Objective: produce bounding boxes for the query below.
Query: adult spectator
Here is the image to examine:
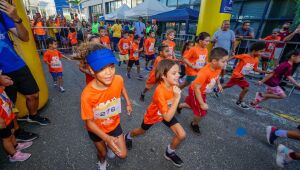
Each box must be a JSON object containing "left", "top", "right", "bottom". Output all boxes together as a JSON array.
[
  {"left": 111, "top": 19, "right": 122, "bottom": 52},
  {"left": 0, "top": 1, "right": 50, "bottom": 141},
  {"left": 212, "top": 20, "right": 236, "bottom": 54},
  {"left": 151, "top": 19, "right": 158, "bottom": 33},
  {"left": 134, "top": 17, "right": 146, "bottom": 48},
  {"left": 235, "top": 20, "right": 255, "bottom": 54},
  {"left": 273, "top": 22, "right": 292, "bottom": 65},
  {"left": 91, "top": 16, "right": 99, "bottom": 34},
  {"left": 33, "top": 13, "right": 47, "bottom": 50}
]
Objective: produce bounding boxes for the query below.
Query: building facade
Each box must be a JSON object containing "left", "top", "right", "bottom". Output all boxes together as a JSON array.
[{"left": 23, "top": 0, "right": 57, "bottom": 18}]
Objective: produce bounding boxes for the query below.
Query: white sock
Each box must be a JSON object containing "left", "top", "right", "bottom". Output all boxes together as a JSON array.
[
  {"left": 126, "top": 132, "right": 133, "bottom": 139},
  {"left": 167, "top": 145, "right": 175, "bottom": 154}
]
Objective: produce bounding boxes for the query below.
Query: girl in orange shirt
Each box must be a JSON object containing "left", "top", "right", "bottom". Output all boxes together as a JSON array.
[
  {"left": 127, "top": 35, "right": 143, "bottom": 80},
  {"left": 162, "top": 29, "right": 176, "bottom": 58},
  {"left": 68, "top": 28, "right": 78, "bottom": 55},
  {"left": 179, "top": 41, "right": 194, "bottom": 83},
  {"left": 144, "top": 30, "right": 156, "bottom": 71},
  {"left": 125, "top": 59, "right": 186, "bottom": 167},
  {"left": 180, "top": 32, "right": 210, "bottom": 89},
  {"left": 80, "top": 43, "right": 132, "bottom": 169}
]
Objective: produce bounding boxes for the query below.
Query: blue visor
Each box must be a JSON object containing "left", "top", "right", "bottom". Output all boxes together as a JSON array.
[{"left": 86, "top": 49, "right": 118, "bottom": 72}]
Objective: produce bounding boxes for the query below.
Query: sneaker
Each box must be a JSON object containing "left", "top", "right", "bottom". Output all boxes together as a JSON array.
[
  {"left": 9, "top": 151, "right": 31, "bottom": 162},
  {"left": 136, "top": 75, "right": 143, "bottom": 80},
  {"left": 255, "top": 92, "right": 263, "bottom": 102},
  {"left": 59, "top": 86, "right": 65, "bottom": 93},
  {"left": 126, "top": 73, "right": 131, "bottom": 79},
  {"left": 276, "top": 144, "right": 293, "bottom": 168},
  {"left": 27, "top": 115, "right": 50, "bottom": 126},
  {"left": 236, "top": 101, "right": 250, "bottom": 109},
  {"left": 125, "top": 133, "right": 132, "bottom": 150},
  {"left": 190, "top": 122, "right": 200, "bottom": 134},
  {"left": 53, "top": 82, "right": 57, "bottom": 86},
  {"left": 140, "top": 93, "right": 145, "bottom": 102},
  {"left": 15, "top": 129, "right": 39, "bottom": 142},
  {"left": 213, "top": 88, "right": 219, "bottom": 98},
  {"left": 266, "top": 126, "right": 278, "bottom": 145},
  {"left": 16, "top": 141, "right": 33, "bottom": 151},
  {"left": 97, "top": 160, "right": 108, "bottom": 170},
  {"left": 164, "top": 149, "right": 183, "bottom": 167},
  {"left": 107, "top": 148, "right": 116, "bottom": 159}
]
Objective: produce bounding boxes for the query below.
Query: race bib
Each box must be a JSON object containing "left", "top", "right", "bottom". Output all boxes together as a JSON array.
[
  {"left": 93, "top": 97, "right": 121, "bottom": 120},
  {"left": 195, "top": 55, "right": 206, "bottom": 69},
  {"left": 123, "top": 43, "right": 129, "bottom": 50},
  {"left": 205, "top": 78, "right": 217, "bottom": 93},
  {"left": 133, "top": 52, "right": 139, "bottom": 58},
  {"left": 241, "top": 63, "right": 254, "bottom": 75},
  {"left": 2, "top": 102, "right": 11, "bottom": 116},
  {"left": 169, "top": 47, "right": 174, "bottom": 55},
  {"left": 149, "top": 43, "right": 154, "bottom": 52},
  {"left": 50, "top": 56, "right": 62, "bottom": 69}
]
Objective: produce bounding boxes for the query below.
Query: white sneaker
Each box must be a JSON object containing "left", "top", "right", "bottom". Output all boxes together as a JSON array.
[
  {"left": 276, "top": 144, "right": 293, "bottom": 168},
  {"left": 107, "top": 148, "right": 116, "bottom": 159},
  {"left": 59, "top": 86, "right": 65, "bottom": 93},
  {"left": 97, "top": 160, "right": 108, "bottom": 170}
]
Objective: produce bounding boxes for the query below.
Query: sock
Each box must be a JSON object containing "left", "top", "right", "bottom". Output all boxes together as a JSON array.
[
  {"left": 126, "top": 132, "right": 133, "bottom": 139},
  {"left": 289, "top": 152, "right": 296, "bottom": 160},
  {"left": 275, "top": 129, "right": 287, "bottom": 138},
  {"left": 167, "top": 145, "right": 175, "bottom": 154}
]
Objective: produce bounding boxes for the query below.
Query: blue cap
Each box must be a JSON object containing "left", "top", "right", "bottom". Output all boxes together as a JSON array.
[{"left": 86, "top": 49, "right": 118, "bottom": 72}]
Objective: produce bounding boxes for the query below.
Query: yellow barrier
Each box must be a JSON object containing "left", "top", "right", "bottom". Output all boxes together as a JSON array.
[{"left": 13, "top": 0, "right": 48, "bottom": 117}]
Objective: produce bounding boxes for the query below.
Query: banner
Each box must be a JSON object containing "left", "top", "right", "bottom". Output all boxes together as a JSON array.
[{"left": 220, "top": 0, "right": 233, "bottom": 14}]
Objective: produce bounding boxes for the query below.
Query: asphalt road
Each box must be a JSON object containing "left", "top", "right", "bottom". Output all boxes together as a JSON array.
[{"left": 0, "top": 56, "right": 299, "bottom": 170}]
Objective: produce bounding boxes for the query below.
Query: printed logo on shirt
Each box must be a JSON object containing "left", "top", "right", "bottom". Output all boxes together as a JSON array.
[
  {"left": 50, "top": 56, "right": 62, "bottom": 68},
  {"left": 93, "top": 97, "right": 121, "bottom": 120},
  {"left": 205, "top": 78, "right": 218, "bottom": 93},
  {"left": 0, "top": 93, "right": 11, "bottom": 116},
  {"left": 241, "top": 63, "right": 254, "bottom": 75},
  {"left": 123, "top": 43, "right": 129, "bottom": 49},
  {"left": 169, "top": 47, "right": 174, "bottom": 55},
  {"left": 133, "top": 51, "right": 139, "bottom": 58},
  {"left": 149, "top": 43, "right": 155, "bottom": 52},
  {"left": 195, "top": 55, "right": 206, "bottom": 69}
]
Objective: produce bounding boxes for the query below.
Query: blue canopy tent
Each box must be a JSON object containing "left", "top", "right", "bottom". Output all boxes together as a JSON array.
[{"left": 150, "top": 7, "right": 199, "bottom": 34}]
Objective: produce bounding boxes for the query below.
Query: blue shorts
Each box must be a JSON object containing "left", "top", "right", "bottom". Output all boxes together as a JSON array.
[
  {"left": 50, "top": 72, "right": 63, "bottom": 81},
  {"left": 145, "top": 54, "right": 155, "bottom": 62},
  {"left": 185, "top": 75, "right": 196, "bottom": 84},
  {"left": 35, "top": 35, "right": 47, "bottom": 41}
]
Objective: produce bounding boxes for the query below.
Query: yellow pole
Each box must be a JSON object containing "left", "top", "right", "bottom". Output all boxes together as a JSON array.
[{"left": 14, "top": 0, "right": 48, "bottom": 117}]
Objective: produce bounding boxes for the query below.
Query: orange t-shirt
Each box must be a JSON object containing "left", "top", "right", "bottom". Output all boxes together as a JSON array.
[
  {"left": 162, "top": 40, "right": 176, "bottom": 56},
  {"left": 68, "top": 32, "right": 78, "bottom": 45},
  {"left": 184, "top": 46, "right": 208, "bottom": 76},
  {"left": 118, "top": 38, "right": 130, "bottom": 55},
  {"left": 43, "top": 49, "right": 63, "bottom": 73},
  {"left": 100, "top": 36, "right": 111, "bottom": 48},
  {"left": 81, "top": 75, "right": 124, "bottom": 133},
  {"left": 263, "top": 36, "right": 281, "bottom": 59},
  {"left": 0, "top": 88, "right": 15, "bottom": 126},
  {"left": 191, "top": 64, "right": 221, "bottom": 94},
  {"left": 144, "top": 37, "right": 156, "bottom": 55},
  {"left": 232, "top": 54, "right": 259, "bottom": 78},
  {"left": 146, "top": 56, "right": 173, "bottom": 85},
  {"left": 34, "top": 21, "right": 46, "bottom": 35},
  {"left": 129, "top": 42, "right": 139, "bottom": 61},
  {"left": 143, "top": 83, "right": 174, "bottom": 124}
]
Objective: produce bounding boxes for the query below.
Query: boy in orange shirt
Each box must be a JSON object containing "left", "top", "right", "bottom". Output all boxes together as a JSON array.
[
  {"left": 140, "top": 45, "right": 172, "bottom": 102},
  {"left": 80, "top": 43, "right": 132, "bottom": 170},
  {"left": 99, "top": 27, "right": 111, "bottom": 49},
  {"left": 68, "top": 28, "right": 78, "bottom": 55},
  {"left": 180, "top": 32, "right": 210, "bottom": 89},
  {"left": 125, "top": 59, "right": 186, "bottom": 167},
  {"left": 144, "top": 30, "right": 156, "bottom": 71},
  {"left": 162, "top": 29, "right": 176, "bottom": 58},
  {"left": 0, "top": 77, "right": 32, "bottom": 162},
  {"left": 215, "top": 41, "right": 268, "bottom": 109},
  {"left": 127, "top": 35, "right": 143, "bottom": 80},
  {"left": 44, "top": 38, "right": 70, "bottom": 92},
  {"left": 118, "top": 31, "right": 131, "bottom": 66},
  {"left": 128, "top": 30, "right": 135, "bottom": 45},
  {"left": 178, "top": 48, "right": 229, "bottom": 134}
]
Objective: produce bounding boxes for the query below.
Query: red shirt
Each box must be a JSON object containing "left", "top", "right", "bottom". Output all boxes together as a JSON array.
[{"left": 262, "top": 35, "right": 281, "bottom": 59}]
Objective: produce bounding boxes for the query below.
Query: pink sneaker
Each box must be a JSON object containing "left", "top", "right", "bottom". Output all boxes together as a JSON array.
[
  {"left": 255, "top": 92, "right": 264, "bottom": 102},
  {"left": 9, "top": 151, "right": 31, "bottom": 162},
  {"left": 16, "top": 141, "right": 33, "bottom": 151}
]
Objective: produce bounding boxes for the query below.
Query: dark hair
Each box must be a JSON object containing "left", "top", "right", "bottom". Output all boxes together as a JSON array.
[
  {"left": 99, "top": 26, "right": 105, "bottom": 30},
  {"left": 88, "top": 35, "right": 99, "bottom": 42},
  {"left": 148, "top": 30, "right": 155, "bottom": 36},
  {"left": 249, "top": 41, "right": 266, "bottom": 52},
  {"left": 70, "top": 27, "right": 76, "bottom": 33},
  {"left": 158, "top": 44, "right": 169, "bottom": 52},
  {"left": 285, "top": 49, "right": 300, "bottom": 60},
  {"left": 46, "top": 38, "right": 56, "bottom": 46},
  {"left": 209, "top": 47, "right": 228, "bottom": 62},
  {"left": 133, "top": 35, "right": 140, "bottom": 40},
  {"left": 123, "top": 30, "right": 129, "bottom": 35},
  {"left": 128, "top": 30, "right": 134, "bottom": 34},
  {"left": 181, "top": 41, "right": 193, "bottom": 55},
  {"left": 242, "top": 20, "right": 251, "bottom": 25},
  {"left": 195, "top": 32, "right": 210, "bottom": 42},
  {"left": 155, "top": 59, "right": 178, "bottom": 83}
]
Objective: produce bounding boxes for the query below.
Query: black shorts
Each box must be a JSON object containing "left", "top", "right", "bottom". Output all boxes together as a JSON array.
[
  {"left": 87, "top": 124, "right": 123, "bottom": 142},
  {"left": 128, "top": 60, "right": 140, "bottom": 67},
  {"left": 145, "top": 54, "right": 155, "bottom": 62},
  {"left": 0, "top": 121, "right": 14, "bottom": 139},
  {"left": 141, "top": 117, "right": 179, "bottom": 131},
  {"left": 261, "top": 57, "right": 271, "bottom": 62},
  {"left": 4, "top": 66, "right": 39, "bottom": 103}
]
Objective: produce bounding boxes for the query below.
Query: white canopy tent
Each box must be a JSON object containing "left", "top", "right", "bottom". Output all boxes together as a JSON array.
[
  {"left": 125, "top": 0, "right": 173, "bottom": 18},
  {"left": 104, "top": 4, "right": 130, "bottom": 20}
]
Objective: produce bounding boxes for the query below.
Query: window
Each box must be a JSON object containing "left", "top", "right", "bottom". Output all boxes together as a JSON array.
[
  {"left": 167, "top": 0, "right": 177, "bottom": 6},
  {"left": 159, "top": 0, "right": 167, "bottom": 6},
  {"left": 240, "top": 1, "right": 267, "bottom": 19},
  {"left": 178, "top": 0, "right": 190, "bottom": 6},
  {"left": 190, "top": 0, "right": 200, "bottom": 5}
]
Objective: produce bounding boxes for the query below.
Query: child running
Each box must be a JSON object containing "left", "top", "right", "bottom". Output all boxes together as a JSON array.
[
  {"left": 125, "top": 59, "right": 186, "bottom": 167},
  {"left": 127, "top": 35, "right": 143, "bottom": 80},
  {"left": 144, "top": 30, "right": 156, "bottom": 71},
  {"left": 43, "top": 38, "right": 70, "bottom": 92},
  {"left": 80, "top": 43, "right": 132, "bottom": 170},
  {"left": 177, "top": 48, "right": 229, "bottom": 134},
  {"left": 140, "top": 45, "right": 172, "bottom": 102},
  {"left": 215, "top": 41, "right": 268, "bottom": 109},
  {"left": 99, "top": 27, "right": 111, "bottom": 49},
  {"left": 0, "top": 77, "right": 32, "bottom": 162},
  {"left": 162, "top": 29, "right": 176, "bottom": 58},
  {"left": 250, "top": 49, "right": 300, "bottom": 108},
  {"left": 180, "top": 32, "right": 210, "bottom": 89},
  {"left": 118, "top": 31, "right": 130, "bottom": 66},
  {"left": 179, "top": 41, "right": 194, "bottom": 83}
]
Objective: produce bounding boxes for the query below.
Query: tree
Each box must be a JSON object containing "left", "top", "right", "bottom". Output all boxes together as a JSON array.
[
  {"left": 291, "top": 0, "right": 300, "bottom": 30},
  {"left": 66, "top": 0, "right": 83, "bottom": 19}
]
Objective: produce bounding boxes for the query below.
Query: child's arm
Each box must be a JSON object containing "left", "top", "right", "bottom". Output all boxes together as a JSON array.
[
  {"left": 162, "top": 86, "right": 181, "bottom": 122},
  {"left": 254, "top": 68, "right": 271, "bottom": 74},
  {"left": 79, "top": 62, "right": 92, "bottom": 75},
  {"left": 217, "top": 78, "right": 223, "bottom": 92},
  {"left": 183, "top": 58, "right": 195, "bottom": 68},
  {"left": 0, "top": 117, "right": 6, "bottom": 129},
  {"left": 121, "top": 86, "right": 132, "bottom": 115},
  {"left": 287, "top": 76, "right": 300, "bottom": 88},
  {"left": 62, "top": 54, "right": 72, "bottom": 61},
  {"left": 194, "top": 84, "right": 208, "bottom": 110},
  {"left": 258, "top": 73, "right": 274, "bottom": 85}
]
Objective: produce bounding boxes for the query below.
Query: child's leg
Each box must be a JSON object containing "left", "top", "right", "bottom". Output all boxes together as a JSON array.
[
  {"left": 57, "top": 76, "right": 63, "bottom": 88},
  {"left": 111, "top": 134, "right": 127, "bottom": 159},
  {"left": 178, "top": 102, "right": 191, "bottom": 109},
  {"left": 137, "top": 64, "right": 141, "bottom": 75},
  {"left": 192, "top": 115, "right": 203, "bottom": 125},
  {"left": 94, "top": 141, "right": 107, "bottom": 162},
  {"left": 238, "top": 87, "right": 249, "bottom": 102},
  {"left": 127, "top": 66, "right": 132, "bottom": 74},
  {"left": 142, "top": 87, "right": 149, "bottom": 95},
  {"left": 150, "top": 58, "right": 155, "bottom": 67},
  {"left": 3, "top": 135, "right": 16, "bottom": 155},
  {"left": 129, "top": 127, "right": 146, "bottom": 138},
  {"left": 169, "top": 123, "right": 186, "bottom": 150},
  {"left": 145, "top": 56, "right": 149, "bottom": 68}
]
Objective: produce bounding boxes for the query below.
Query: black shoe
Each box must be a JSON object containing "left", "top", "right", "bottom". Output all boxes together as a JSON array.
[
  {"left": 28, "top": 115, "right": 50, "bottom": 126},
  {"left": 164, "top": 149, "right": 183, "bottom": 167},
  {"left": 190, "top": 122, "right": 200, "bottom": 134},
  {"left": 177, "top": 106, "right": 182, "bottom": 114},
  {"left": 236, "top": 101, "right": 250, "bottom": 109},
  {"left": 125, "top": 133, "right": 132, "bottom": 150},
  {"left": 140, "top": 93, "right": 145, "bottom": 102},
  {"left": 213, "top": 88, "right": 219, "bottom": 98},
  {"left": 15, "top": 129, "right": 39, "bottom": 142}
]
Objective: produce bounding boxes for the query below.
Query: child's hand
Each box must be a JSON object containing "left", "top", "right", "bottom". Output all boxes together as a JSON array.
[
  {"left": 105, "top": 136, "right": 121, "bottom": 156},
  {"left": 218, "top": 84, "right": 223, "bottom": 93},
  {"left": 200, "top": 103, "right": 208, "bottom": 110},
  {"left": 0, "top": 75, "right": 13, "bottom": 86},
  {"left": 173, "top": 86, "right": 181, "bottom": 99},
  {"left": 126, "top": 104, "right": 133, "bottom": 116},
  {"left": 0, "top": 118, "right": 6, "bottom": 129}
]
